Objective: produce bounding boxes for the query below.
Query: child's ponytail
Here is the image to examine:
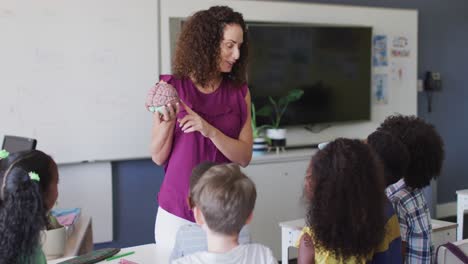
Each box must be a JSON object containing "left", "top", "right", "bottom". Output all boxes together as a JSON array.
[{"left": 0, "top": 150, "right": 52, "bottom": 263}]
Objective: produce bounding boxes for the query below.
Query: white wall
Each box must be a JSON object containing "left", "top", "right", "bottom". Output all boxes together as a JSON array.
[{"left": 57, "top": 162, "right": 113, "bottom": 243}]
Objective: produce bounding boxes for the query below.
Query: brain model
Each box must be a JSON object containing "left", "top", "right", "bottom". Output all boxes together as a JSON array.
[{"left": 145, "top": 82, "right": 179, "bottom": 114}]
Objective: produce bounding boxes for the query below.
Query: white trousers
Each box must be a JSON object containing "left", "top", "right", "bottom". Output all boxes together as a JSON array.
[{"left": 154, "top": 206, "right": 192, "bottom": 256}]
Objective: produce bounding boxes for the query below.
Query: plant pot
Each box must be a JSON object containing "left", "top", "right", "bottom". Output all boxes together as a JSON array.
[
  {"left": 266, "top": 128, "right": 287, "bottom": 148},
  {"left": 253, "top": 137, "right": 268, "bottom": 156}
]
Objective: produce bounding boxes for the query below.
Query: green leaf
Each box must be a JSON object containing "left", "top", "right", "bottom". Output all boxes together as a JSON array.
[
  {"left": 286, "top": 89, "right": 304, "bottom": 102},
  {"left": 252, "top": 127, "right": 259, "bottom": 138},
  {"left": 256, "top": 124, "right": 272, "bottom": 131},
  {"left": 268, "top": 96, "right": 278, "bottom": 108},
  {"left": 251, "top": 103, "right": 256, "bottom": 125},
  {"left": 278, "top": 97, "right": 288, "bottom": 108},
  {"left": 278, "top": 89, "right": 303, "bottom": 108},
  {"left": 254, "top": 89, "right": 304, "bottom": 129},
  {"left": 256, "top": 105, "right": 273, "bottom": 116}
]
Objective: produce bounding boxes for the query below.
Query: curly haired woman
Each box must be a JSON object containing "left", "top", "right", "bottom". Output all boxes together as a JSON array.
[
  {"left": 297, "top": 138, "right": 399, "bottom": 264},
  {"left": 378, "top": 115, "right": 445, "bottom": 263},
  {"left": 149, "top": 6, "right": 253, "bottom": 253}
]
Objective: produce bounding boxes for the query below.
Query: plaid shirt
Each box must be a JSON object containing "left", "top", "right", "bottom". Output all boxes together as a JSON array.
[{"left": 386, "top": 179, "right": 433, "bottom": 264}]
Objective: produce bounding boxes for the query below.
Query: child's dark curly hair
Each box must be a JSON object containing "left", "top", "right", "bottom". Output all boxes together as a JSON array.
[
  {"left": 367, "top": 130, "right": 410, "bottom": 187},
  {"left": 377, "top": 115, "right": 445, "bottom": 188},
  {"left": 0, "top": 150, "right": 56, "bottom": 263},
  {"left": 172, "top": 6, "right": 248, "bottom": 88},
  {"left": 305, "top": 138, "right": 386, "bottom": 260}
]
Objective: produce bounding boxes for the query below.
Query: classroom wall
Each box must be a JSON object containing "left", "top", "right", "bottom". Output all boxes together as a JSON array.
[
  {"left": 291, "top": 0, "right": 468, "bottom": 206},
  {"left": 96, "top": 159, "right": 164, "bottom": 249},
  {"left": 100, "top": 0, "right": 467, "bottom": 248}
]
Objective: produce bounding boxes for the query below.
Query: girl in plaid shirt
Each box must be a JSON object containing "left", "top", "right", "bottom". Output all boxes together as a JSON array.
[{"left": 377, "top": 115, "right": 445, "bottom": 263}]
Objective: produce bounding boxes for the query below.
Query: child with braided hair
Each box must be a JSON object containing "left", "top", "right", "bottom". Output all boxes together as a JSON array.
[{"left": 0, "top": 149, "right": 59, "bottom": 264}]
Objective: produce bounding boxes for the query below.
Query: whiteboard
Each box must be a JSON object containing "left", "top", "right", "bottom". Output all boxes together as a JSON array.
[
  {"left": 160, "top": 0, "right": 418, "bottom": 147},
  {"left": 0, "top": 0, "right": 158, "bottom": 164}
]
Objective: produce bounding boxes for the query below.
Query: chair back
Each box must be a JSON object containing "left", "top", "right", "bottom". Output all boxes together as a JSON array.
[{"left": 436, "top": 239, "right": 468, "bottom": 264}]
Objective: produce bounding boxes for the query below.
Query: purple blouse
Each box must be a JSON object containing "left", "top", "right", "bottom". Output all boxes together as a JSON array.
[{"left": 157, "top": 75, "right": 248, "bottom": 222}]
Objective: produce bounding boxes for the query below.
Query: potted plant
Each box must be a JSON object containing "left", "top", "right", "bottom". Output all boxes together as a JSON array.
[
  {"left": 251, "top": 102, "right": 268, "bottom": 156},
  {"left": 255, "top": 89, "right": 304, "bottom": 149}
]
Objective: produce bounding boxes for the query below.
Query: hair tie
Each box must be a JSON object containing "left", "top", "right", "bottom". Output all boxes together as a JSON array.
[
  {"left": 29, "top": 171, "right": 40, "bottom": 182},
  {"left": 0, "top": 149, "right": 9, "bottom": 160}
]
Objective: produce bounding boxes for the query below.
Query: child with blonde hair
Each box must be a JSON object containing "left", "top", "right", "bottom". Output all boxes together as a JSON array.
[
  {"left": 173, "top": 163, "right": 276, "bottom": 264},
  {"left": 170, "top": 162, "right": 251, "bottom": 260}
]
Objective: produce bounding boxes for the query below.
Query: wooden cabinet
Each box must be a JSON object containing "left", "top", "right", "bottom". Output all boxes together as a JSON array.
[{"left": 432, "top": 219, "right": 458, "bottom": 256}]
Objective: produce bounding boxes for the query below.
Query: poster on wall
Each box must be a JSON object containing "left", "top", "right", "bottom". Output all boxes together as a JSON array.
[
  {"left": 391, "top": 36, "right": 410, "bottom": 57},
  {"left": 373, "top": 35, "right": 388, "bottom": 66},
  {"left": 390, "top": 61, "right": 409, "bottom": 83},
  {"left": 373, "top": 73, "right": 388, "bottom": 104}
]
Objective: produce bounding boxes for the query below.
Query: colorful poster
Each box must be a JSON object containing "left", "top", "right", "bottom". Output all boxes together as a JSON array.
[
  {"left": 391, "top": 36, "right": 410, "bottom": 57},
  {"left": 390, "top": 61, "right": 408, "bottom": 83},
  {"left": 373, "top": 74, "right": 388, "bottom": 104},
  {"left": 373, "top": 35, "right": 388, "bottom": 66}
]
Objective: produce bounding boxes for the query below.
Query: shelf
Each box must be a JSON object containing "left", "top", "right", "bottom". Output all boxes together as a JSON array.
[{"left": 250, "top": 147, "right": 317, "bottom": 165}]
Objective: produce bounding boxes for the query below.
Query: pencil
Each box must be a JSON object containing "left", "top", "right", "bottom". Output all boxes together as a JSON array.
[{"left": 105, "top": 251, "right": 135, "bottom": 261}]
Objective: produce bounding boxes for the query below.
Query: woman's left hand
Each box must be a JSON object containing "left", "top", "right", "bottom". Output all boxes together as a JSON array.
[{"left": 178, "top": 101, "right": 216, "bottom": 138}]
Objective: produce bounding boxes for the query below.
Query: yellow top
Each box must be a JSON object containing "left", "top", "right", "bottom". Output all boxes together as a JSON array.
[
  {"left": 295, "top": 214, "right": 401, "bottom": 264},
  {"left": 295, "top": 226, "right": 368, "bottom": 264}
]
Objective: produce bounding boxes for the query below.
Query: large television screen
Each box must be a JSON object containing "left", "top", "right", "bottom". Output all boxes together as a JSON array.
[{"left": 247, "top": 23, "right": 372, "bottom": 127}]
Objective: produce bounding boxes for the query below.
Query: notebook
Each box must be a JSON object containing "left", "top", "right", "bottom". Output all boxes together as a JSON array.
[{"left": 57, "top": 248, "right": 120, "bottom": 264}]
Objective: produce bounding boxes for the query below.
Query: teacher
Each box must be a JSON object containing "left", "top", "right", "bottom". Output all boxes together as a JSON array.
[{"left": 150, "top": 6, "right": 253, "bottom": 251}]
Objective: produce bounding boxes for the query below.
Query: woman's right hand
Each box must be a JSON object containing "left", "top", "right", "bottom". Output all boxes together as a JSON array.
[
  {"left": 150, "top": 80, "right": 180, "bottom": 165},
  {"left": 157, "top": 102, "right": 181, "bottom": 122},
  {"left": 151, "top": 80, "right": 181, "bottom": 123}
]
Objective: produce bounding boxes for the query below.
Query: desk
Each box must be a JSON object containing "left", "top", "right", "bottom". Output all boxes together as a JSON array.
[
  {"left": 431, "top": 219, "right": 458, "bottom": 252},
  {"left": 279, "top": 218, "right": 458, "bottom": 264},
  {"left": 49, "top": 244, "right": 168, "bottom": 264},
  {"left": 278, "top": 219, "right": 304, "bottom": 264},
  {"left": 456, "top": 189, "right": 468, "bottom": 240}
]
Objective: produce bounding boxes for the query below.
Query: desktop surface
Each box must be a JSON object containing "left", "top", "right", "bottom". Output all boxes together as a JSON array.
[{"left": 48, "top": 244, "right": 167, "bottom": 264}]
